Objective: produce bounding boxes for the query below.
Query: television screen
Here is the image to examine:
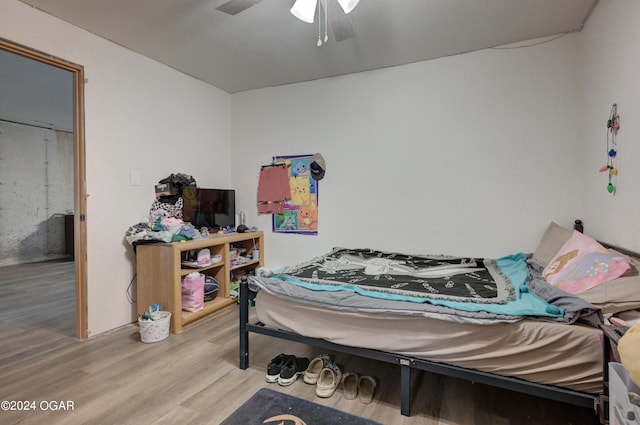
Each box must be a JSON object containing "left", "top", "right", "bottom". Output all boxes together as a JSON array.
[{"left": 183, "top": 188, "right": 235, "bottom": 230}]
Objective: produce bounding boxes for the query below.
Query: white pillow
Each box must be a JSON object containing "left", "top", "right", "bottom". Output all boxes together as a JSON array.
[{"left": 532, "top": 222, "right": 573, "bottom": 267}]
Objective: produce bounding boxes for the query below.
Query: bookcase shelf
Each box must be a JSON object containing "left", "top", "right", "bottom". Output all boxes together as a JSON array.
[{"left": 136, "top": 231, "right": 263, "bottom": 333}]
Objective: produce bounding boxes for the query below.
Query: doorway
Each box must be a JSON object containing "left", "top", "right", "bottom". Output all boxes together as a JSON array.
[{"left": 0, "top": 37, "right": 87, "bottom": 340}]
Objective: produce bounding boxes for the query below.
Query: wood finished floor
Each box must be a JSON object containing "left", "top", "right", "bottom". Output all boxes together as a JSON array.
[
  {"left": 0, "top": 262, "right": 601, "bottom": 425},
  {"left": 0, "top": 260, "right": 76, "bottom": 369}
]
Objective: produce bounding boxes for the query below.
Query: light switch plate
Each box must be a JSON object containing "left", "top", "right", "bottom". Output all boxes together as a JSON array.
[{"left": 130, "top": 170, "right": 141, "bottom": 186}]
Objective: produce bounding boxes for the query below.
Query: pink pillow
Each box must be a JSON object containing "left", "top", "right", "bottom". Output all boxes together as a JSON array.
[{"left": 542, "top": 231, "right": 631, "bottom": 294}]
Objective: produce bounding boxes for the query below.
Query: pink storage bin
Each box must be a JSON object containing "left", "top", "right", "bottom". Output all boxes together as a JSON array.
[{"left": 181, "top": 272, "right": 204, "bottom": 312}]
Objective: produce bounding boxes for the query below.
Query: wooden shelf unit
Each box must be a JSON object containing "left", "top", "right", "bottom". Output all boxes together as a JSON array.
[{"left": 136, "top": 231, "right": 263, "bottom": 333}]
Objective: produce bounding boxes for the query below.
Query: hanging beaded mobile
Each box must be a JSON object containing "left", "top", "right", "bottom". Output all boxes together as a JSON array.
[{"left": 599, "top": 103, "right": 620, "bottom": 194}]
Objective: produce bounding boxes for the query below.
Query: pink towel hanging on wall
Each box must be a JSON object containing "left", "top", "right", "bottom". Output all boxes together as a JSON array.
[{"left": 257, "top": 164, "right": 290, "bottom": 214}]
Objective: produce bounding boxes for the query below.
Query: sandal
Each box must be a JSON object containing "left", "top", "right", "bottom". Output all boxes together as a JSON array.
[
  {"left": 303, "top": 353, "right": 331, "bottom": 385},
  {"left": 315, "top": 362, "right": 342, "bottom": 398},
  {"left": 342, "top": 372, "right": 359, "bottom": 400},
  {"left": 358, "top": 376, "right": 376, "bottom": 404}
]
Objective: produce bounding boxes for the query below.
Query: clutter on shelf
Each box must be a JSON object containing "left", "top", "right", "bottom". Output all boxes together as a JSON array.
[
  {"left": 181, "top": 248, "right": 223, "bottom": 268},
  {"left": 124, "top": 173, "right": 258, "bottom": 251},
  {"left": 228, "top": 242, "right": 259, "bottom": 302},
  {"left": 125, "top": 172, "right": 202, "bottom": 248}
]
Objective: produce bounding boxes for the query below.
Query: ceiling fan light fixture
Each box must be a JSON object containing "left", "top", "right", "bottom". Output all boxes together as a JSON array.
[
  {"left": 290, "top": 0, "right": 318, "bottom": 23},
  {"left": 336, "top": 0, "right": 360, "bottom": 14}
]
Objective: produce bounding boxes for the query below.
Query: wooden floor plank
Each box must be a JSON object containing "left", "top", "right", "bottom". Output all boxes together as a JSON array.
[
  {"left": 0, "top": 262, "right": 602, "bottom": 425},
  {"left": 0, "top": 260, "right": 76, "bottom": 371}
]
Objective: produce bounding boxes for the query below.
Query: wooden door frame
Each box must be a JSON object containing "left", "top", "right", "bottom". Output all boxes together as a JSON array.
[{"left": 0, "top": 37, "right": 88, "bottom": 339}]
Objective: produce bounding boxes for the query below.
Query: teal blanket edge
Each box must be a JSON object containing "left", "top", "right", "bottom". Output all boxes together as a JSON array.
[{"left": 271, "top": 252, "right": 564, "bottom": 318}]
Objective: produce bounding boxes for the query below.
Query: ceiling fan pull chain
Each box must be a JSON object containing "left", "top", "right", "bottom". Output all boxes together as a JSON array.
[
  {"left": 317, "top": 0, "right": 323, "bottom": 46},
  {"left": 324, "top": 0, "right": 329, "bottom": 43}
]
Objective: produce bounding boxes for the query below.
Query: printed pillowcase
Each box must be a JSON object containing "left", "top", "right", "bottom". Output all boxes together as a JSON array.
[{"left": 542, "top": 230, "right": 631, "bottom": 294}]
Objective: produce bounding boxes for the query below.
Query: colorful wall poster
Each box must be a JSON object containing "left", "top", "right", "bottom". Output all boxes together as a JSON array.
[{"left": 272, "top": 154, "right": 318, "bottom": 235}]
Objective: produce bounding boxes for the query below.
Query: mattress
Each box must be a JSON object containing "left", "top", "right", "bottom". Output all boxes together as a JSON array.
[{"left": 255, "top": 290, "right": 603, "bottom": 393}]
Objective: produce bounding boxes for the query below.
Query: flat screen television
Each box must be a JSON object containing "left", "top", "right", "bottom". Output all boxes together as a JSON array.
[{"left": 182, "top": 188, "right": 235, "bottom": 231}]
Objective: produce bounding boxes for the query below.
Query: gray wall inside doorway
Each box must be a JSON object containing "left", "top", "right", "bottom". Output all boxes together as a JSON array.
[{"left": 0, "top": 120, "right": 74, "bottom": 266}]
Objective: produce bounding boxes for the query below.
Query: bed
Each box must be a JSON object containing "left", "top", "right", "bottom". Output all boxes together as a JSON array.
[{"left": 238, "top": 222, "right": 640, "bottom": 423}]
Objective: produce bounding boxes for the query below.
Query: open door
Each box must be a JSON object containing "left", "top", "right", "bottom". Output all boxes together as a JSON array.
[{"left": 0, "top": 37, "right": 88, "bottom": 339}]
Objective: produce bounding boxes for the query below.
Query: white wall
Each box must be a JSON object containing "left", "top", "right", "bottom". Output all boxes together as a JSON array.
[
  {"left": 580, "top": 0, "right": 640, "bottom": 252},
  {"left": 231, "top": 34, "right": 584, "bottom": 267},
  {"left": 0, "top": 1, "right": 232, "bottom": 336}
]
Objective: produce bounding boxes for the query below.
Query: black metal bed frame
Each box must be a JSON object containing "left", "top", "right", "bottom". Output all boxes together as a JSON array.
[{"left": 239, "top": 278, "right": 613, "bottom": 422}]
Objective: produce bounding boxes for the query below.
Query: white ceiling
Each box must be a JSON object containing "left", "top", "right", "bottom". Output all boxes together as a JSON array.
[
  {"left": 1, "top": 0, "right": 598, "bottom": 132},
  {"left": 16, "top": 0, "right": 599, "bottom": 94}
]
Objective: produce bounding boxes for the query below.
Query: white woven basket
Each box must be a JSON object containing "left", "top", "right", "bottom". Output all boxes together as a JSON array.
[{"left": 138, "top": 311, "right": 171, "bottom": 343}]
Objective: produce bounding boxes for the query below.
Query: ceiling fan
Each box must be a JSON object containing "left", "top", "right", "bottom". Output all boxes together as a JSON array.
[{"left": 215, "top": 0, "right": 359, "bottom": 43}]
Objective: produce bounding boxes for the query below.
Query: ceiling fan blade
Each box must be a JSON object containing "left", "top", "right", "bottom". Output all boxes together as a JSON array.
[
  {"left": 215, "top": 0, "right": 263, "bottom": 15},
  {"left": 325, "top": 0, "right": 356, "bottom": 42}
]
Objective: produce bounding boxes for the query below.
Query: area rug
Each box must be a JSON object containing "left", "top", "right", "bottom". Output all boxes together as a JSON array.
[{"left": 220, "top": 387, "right": 382, "bottom": 425}]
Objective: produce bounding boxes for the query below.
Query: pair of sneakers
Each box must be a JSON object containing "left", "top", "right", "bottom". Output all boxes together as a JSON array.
[
  {"left": 303, "top": 354, "right": 342, "bottom": 398},
  {"left": 265, "top": 353, "right": 310, "bottom": 386}
]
